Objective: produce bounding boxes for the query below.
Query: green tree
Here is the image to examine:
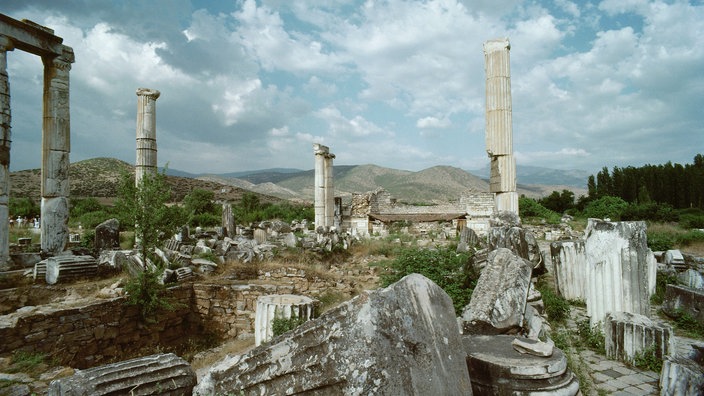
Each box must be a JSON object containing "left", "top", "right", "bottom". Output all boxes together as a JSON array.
[
  {"left": 582, "top": 196, "right": 628, "bottom": 220},
  {"left": 114, "top": 171, "right": 178, "bottom": 264},
  {"left": 9, "top": 197, "right": 39, "bottom": 218},
  {"left": 183, "top": 188, "right": 216, "bottom": 216}
]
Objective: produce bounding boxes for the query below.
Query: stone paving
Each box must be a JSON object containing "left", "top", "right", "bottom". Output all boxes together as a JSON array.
[
  {"left": 580, "top": 348, "right": 660, "bottom": 395},
  {"left": 566, "top": 306, "right": 661, "bottom": 395}
]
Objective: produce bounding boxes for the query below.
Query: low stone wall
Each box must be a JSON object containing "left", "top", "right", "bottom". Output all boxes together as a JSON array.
[
  {"left": 0, "top": 270, "right": 364, "bottom": 370},
  {"left": 0, "top": 286, "right": 199, "bottom": 369}
]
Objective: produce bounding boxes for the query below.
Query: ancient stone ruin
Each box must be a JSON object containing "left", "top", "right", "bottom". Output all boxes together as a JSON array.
[
  {"left": 135, "top": 88, "right": 160, "bottom": 185},
  {"left": 313, "top": 143, "right": 336, "bottom": 230},
  {"left": 484, "top": 38, "right": 518, "bottom": 214},
  {"left": 1, "top": 15, "right": 75, "bottom": 267}
]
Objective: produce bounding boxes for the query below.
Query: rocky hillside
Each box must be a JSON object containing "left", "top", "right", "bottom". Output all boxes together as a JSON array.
[
  {"left": 8, "top": 158, "right": 283, "bottom": 205},
  {"left": 9, "top": 157, "right": 587, "bottom": 205}
]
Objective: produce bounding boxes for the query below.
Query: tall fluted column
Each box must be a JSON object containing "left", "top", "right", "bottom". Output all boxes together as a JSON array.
[
  {"left": 0, "top": 35, "right": 13, "bottom": 267},
  {"left": 313, "top": 143, "right": 335, "bottom": 229},
  {"left": 324, "top": 151, "right": 335, "bottom": 228},
  {"left": 41, "top": 47, "right": 74, "bottom": 255},
  {"left": 135, "top": 88, "right": 160, "bottom": 186},
  {"left": 484, "top": 38, "right": 518, "bottom": 214}
]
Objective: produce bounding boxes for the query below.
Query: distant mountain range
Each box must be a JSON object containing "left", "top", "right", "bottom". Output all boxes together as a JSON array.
[{"left": 9, "top": 157, "right": 589, "bottom": 205}]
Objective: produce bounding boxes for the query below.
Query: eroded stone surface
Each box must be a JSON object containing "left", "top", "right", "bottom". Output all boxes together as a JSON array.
[
  {"left": 461, "top": 248, "right": 532, "bottom": 335},
  {"left": 48, "top": 353, "right": 195, "bottom": 396},
  {"left": 604, "top": 311, "right": 674, "bottom": 365},
  {"left": 464, "top": 334, "right": 578, "bottom": 395},
  {"left": 584, "top": 219, "right": 655, "bottom": 326},
  {"left": 195, "top": 273, "right": 472, "bottom": 395}
]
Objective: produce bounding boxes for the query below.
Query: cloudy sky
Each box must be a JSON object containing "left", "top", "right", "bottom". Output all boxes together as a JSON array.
[{"left": 2, "top": 0, "right": 702, "bottom": 175}]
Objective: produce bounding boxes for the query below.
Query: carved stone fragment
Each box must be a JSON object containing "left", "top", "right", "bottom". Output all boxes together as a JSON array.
[{"left": 195, "top": 274, "right": 472, "bottom": 395}]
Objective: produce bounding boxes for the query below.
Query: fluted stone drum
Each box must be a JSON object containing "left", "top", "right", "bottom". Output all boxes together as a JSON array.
[{"left": 255, "top": 294, "right": 316, "bottom": 346}]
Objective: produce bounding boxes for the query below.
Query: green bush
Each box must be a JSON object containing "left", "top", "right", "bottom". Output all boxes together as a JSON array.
[
  {"left": 536, "top": 280, "right": 571, "bottom": 324},
  {"left": 124, "top": 268, "right": 174, "bottom": 322},
  {"left": 680, "top": 214, "right": 704, "bottom": 228},
  {"left": 621, "top": 202, "right": 677, "bottom": 222},
  {"left": 647, "top": 231, "right": 675, "bottom": 251},
  {"left": 519, "top": 197, "right": 561, "bottom": 223},
  {"left": 651, "top": 272, "right": 678, "bottom": 305},
  {"left": 633, "top": 344, "right": 663, "bottom": 372},
  {"left": 576, "top": 319, "right": 605, "bottom": 353},
  {"left": 380, "top": 246, "right": 475, "bottom": 315},
  {"left": 582, "top": 196, "right": 628, "bottom": 220},
  {"left": 271, "top": 312, "right": 306, "bottom": 338}
]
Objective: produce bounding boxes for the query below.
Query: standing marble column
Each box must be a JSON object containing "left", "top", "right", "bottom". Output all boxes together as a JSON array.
[
  {"left": 324, "top": 150, "right": 335, "bottom": 228},
  {"left": 484, "top": 38, "right": 518, "bottom": 214},
  {"left": 135, "top": 88, "right": 160, "bottom": 186},
  {"left": 41, "top": 47, "right": 74, "bottom": 255},
  {"left": 0, "top": 35, "right": 13, "bottom": 267},
  {"left": 313, "top": 143, "right": 335, "bottom": 230}
]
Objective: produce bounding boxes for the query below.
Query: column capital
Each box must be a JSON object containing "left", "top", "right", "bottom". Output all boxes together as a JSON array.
[
  {"left": 484, "top": 38, "right": 510, "bottom": 53},
  {"left": 136, "top": 88, "right": 161, "bottom": 100},
  {"left": 43, "top": 45, "right": 74, "bottom": 71}
]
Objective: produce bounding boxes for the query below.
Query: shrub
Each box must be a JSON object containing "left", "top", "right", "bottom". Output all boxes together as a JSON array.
[
  {"left": 271, "top": 312, "right": 306, "bottom": 338},
  {"left": 582, "top": 196, "right": 628, "bottom": 220},
  {"left": 576, "top": 319, "right": 605, "bottom": 353},
  {"left": 380, "top": 246, "right": 476, "bottom": 314},
  {"left": 519, "top": 197, "right": 561, "bottom": 224},
  {"left": 647, "top": 231, "right": 675, "bottom": 251},
  {"left": 651, "top": 272, "right": 678, "bottom": 305},
  {"left": 124, "top": 268, "right": 174, "bottom": 322},
  {"left": 633, "top": 344, "right": 663, "bottom": 372},
  {"left": 536, "top": 279, "right": 571, "bottom": 324}
]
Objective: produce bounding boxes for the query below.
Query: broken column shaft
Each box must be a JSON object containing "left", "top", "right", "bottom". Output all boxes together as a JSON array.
[
  {"left": 484, "top": 38, "right": 518, "bottom": 214},
  {"left": 135, "top": 88, "right": 160, "bottom": 186}
]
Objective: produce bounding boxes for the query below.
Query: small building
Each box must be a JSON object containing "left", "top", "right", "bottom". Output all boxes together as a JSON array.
[{"left": 347, "top": 188, "right": 494, "bottom": 238}]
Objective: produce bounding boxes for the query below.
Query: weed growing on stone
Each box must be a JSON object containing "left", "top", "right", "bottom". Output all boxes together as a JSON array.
[
  {"left": 272, "top": 312, "right": 306, "bottom": 338},
  {"left": 535, "top": 278, "right": 571, "bottom": 325},
  {"left": 7, "top": 351, "right": 48, "bottom": 374},
  {"left": 548, "top": 330, "right": 596, "bottom": 395},
  {"left": 672, "top": 310, "right": 704, "bottom": 339},
  {"left": 651, "top": 272, "right": 679, "bottom": 305},
  {"left": 632, "top": 344, "right": 663, "bottom": 372},
  {"left": 576, "top": 320, "right": 606, "bottom": 354}
]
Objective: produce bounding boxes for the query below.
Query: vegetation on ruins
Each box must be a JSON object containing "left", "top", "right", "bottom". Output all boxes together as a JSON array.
[
  {"left": 271, "top": 312, "right": 307, "bottom": 338},
  {"left": 183, "top": 188, "right": 221, "bottom": 227},
  {"left": 115, "top": 171, "right": 182, "bottom": 321},
  {"left": 632, "top": 344, "right": 663, "bottom": 372},
  {"left": 377, "top": 246, "right": 477, "bottom": 315},
  {"left": 232, "top": 192, "right": 314, "bottom": 225},
  {"left": 535, "top": 278, "right": 571, "bottom": 325}
]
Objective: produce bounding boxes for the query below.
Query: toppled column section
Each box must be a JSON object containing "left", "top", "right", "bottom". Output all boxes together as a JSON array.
[
  {"left": 484, "top": 38, "right": 517, "bottom": 214},
  {"left": 47, "top": 353, "right": 196, "bottom": 395},
  {"left": 584, "top": 219, "right": 656, "bottom": 327},
  {"left": 254, "top": 294, "right": 316, "bottom": 346},
  {"left": 550, "top": 239, "right": 587, "bottom": 301},
  {"left": 43, "top": 255, "right": 98, "bottom": 284},
  {"left": 660, "top": 356, "right": 704, "bottom": 396},
  {"left": 604, "top": 311, "right": 674, "bottom": 365},
  {"left": 461, "top": 248, "right": 532, "bottom": 334},
  {"left": 195, "top": 274, "right": 472, "bottom": 395}
]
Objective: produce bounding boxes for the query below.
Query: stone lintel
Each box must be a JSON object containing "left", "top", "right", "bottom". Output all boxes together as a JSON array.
[{"left": 0, "top": 14, "right": 72, "bottom": 58}]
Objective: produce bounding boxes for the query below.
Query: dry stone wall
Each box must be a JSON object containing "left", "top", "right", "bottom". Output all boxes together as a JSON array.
[
  {"left": 0, "top": 268, "right": 364, "bottom": 369},
  {"left": 0, "top": 286, "right": 198, "bottom": 369}
]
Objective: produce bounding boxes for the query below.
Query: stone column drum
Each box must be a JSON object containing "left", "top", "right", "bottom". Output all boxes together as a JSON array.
[
  {"left": 135, "top": 88, "right": 160, "bottom": 186},
  {"left": 41, "top": 47, "right": 74, "bottom": 255},
  {"left": 0, "top": 35, "right": 12, "bottom": 267},
  {"left": 484, "top": 38, "right": 518, "bottom": 214},
  {"left": 254, "top": 294, "right": 315, "bottom": 346}
]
